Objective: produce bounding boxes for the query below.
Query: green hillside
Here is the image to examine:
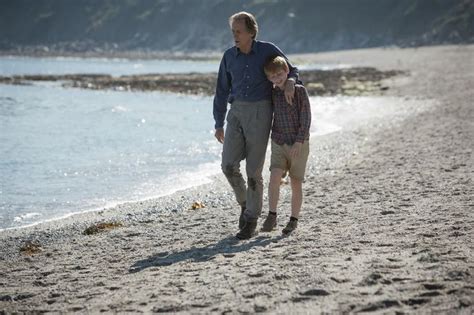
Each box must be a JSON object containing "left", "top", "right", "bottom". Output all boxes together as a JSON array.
[{"left": 0, "top": 0, "right": 472, "bottom": 54}]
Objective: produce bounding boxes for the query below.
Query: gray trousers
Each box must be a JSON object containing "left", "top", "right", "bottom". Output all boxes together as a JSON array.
[{"left": 221, "top": 100, "right": 272, "bottom": 222}]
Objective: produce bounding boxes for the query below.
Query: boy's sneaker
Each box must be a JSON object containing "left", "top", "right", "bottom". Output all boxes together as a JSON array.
[
  {"left": 236, "top": 220, "right": 257, "bottom": 240},
  {"left": 282, "top": 219, "right": 298, "bottom": 235},
  {"left": 260, "top": 212, "right": 277, "bottom": 232}
]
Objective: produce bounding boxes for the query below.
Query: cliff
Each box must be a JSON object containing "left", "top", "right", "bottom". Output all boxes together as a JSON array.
[{"left": 0, "top": 0, "right": 472, "bottom": 55}]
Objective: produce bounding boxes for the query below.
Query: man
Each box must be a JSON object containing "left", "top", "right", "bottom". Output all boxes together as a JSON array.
[{"left": 213, "top": 11, "right": 299, "bottom": 239}]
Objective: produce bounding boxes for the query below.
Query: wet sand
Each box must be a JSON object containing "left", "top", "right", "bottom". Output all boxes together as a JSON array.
[{"left": 0, "top": 45, "right": 472, "bottom": 314}]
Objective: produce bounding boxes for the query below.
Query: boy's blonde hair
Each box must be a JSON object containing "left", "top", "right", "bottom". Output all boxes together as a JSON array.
[
  {"left": 229, "top": 11, "right": 258, "bottom": 39},
  {"left": 264, "top": 56, "right": 289, "bottom": 76}
]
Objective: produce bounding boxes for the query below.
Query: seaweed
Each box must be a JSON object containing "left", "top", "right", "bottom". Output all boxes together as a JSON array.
[{"left": 83, "top": 221, "right": 123, "bottom": 235}]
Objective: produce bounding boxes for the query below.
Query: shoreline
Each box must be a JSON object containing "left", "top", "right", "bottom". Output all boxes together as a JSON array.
[
  {"left": 1, "top": 166, "right": 223, "bottom": 233},
  {"left": 0, "top": 45, "right": 472, "bottom": 313},
  {"left": 1, "top": 94, "right": 426, "bottom": 233},
  {"left": 0, "top": 49, "right": 223, "bottom": 61}
]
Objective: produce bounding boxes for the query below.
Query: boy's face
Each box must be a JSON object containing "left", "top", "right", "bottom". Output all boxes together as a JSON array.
[{"left": 267, "top": 69, "right": 289, "bottom": 89}]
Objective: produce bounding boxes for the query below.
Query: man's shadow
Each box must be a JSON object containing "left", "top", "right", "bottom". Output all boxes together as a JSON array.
[{"left": 129, "top": 234, "right": 283, "bottom": 273}]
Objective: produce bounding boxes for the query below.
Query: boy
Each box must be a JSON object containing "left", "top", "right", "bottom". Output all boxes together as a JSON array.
[{"left": 261, "top": 56, "right": 311, "bottom": 234}]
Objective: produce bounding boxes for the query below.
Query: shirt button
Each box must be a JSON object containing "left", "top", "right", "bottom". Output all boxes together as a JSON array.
[{"left": 246, "top": 65, "right": 248, "bottom": 67}]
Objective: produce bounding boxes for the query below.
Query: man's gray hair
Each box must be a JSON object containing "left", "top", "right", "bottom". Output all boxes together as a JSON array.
[{"left": 229, "top": 11, "right": 258, "bottom": 39}]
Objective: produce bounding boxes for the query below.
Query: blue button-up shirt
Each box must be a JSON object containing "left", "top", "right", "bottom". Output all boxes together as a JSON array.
[{"left": 213, "top": 40, "right": 299, "bottom": 129}]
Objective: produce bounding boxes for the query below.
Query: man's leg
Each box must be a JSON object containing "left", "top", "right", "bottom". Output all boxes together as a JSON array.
[
  {"left": 242, "top": 102, "right": 273, "bottom": 222},
  {"left": 221, "top": 109, "right": 246, "bottom": 209}
]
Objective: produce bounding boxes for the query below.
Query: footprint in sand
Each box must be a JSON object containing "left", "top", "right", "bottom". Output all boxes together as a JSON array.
[
  {"left": 423, "top": 283, "right": 445, "bottom": 290},
  {"left": 419, "top": 291, "right": 441, "bottom": 297},
  {"left": 359, "top": 272, "right": 391, "bottom": 286},
  {"left": 402, "top": 298, "right": 430, "bottom": 306},
  {"left": 300, "top": 289, "right": 331, "bottom": 296},
  {"left": 355, "top": 300, "right": 400, "bottom": 312}
]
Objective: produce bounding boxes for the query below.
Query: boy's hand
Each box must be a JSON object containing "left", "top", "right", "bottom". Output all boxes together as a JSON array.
[
  {"left": 284, "top": 78, "right": 295, "bottom": 105},
  {"left": 289, "top": 142, "right": 302, "bottom": 159},
  {"left": 215, "top": 128, "right": 224, "bottom": 144}
]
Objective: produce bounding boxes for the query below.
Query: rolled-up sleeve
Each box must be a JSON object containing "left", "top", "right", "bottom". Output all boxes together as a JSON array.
[
  {"left": 295, "top": 87, "right": 311, "bottom": 143},
  {"left": 213, "top": 56, "right": 231, "bottom": 129}
]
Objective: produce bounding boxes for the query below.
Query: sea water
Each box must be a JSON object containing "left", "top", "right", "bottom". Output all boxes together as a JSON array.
[
  {"left": 0, "top": 55, "right": 219, "bottom": 76},
  {"left": 0, "top": 56, "right": 417, "bottom": 230}
]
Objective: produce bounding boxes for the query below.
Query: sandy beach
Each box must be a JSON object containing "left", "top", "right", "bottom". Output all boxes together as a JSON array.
[{"left": 0, "top": 45, "right": 473, "bottom": 314}]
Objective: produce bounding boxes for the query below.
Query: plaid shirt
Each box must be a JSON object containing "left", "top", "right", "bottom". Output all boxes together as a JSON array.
[{"left": 271, "top": 84, "right": 311, "bottom": 145}]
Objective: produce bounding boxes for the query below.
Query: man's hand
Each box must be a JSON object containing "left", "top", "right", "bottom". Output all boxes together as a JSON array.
[
  {"left": 284, "top": 78, "right": 296, "bottom": 105},
  {"left": 289, "top": 142, "right": 302, "bottom": 159},
  {"left": 215, "top": 128, "right": 225, "bottom": 144}
]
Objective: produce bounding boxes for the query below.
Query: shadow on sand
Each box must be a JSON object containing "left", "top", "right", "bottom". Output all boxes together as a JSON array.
[{"left": 129, "top": 234, "right": 283, "bottom": 273}]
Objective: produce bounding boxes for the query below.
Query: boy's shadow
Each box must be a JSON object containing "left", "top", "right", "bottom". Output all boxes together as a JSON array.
[{"left": 129, "top": 234, "right": 283, "bottom": 273}]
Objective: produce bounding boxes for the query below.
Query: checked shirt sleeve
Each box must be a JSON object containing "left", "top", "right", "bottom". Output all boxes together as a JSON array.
[{"left": 295, "top": 87, "right": 312, "bottom": 143}]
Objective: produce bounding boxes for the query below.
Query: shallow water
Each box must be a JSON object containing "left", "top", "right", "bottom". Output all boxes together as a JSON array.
[
  {"left": 0, "top": 55, "right": 345, "bottom": 77},
  {"left": 0, "top": 56, "right": 220, "bottom": 76},
  {"left": 0, "top": 57, "right": 422, "bottom": 230}
]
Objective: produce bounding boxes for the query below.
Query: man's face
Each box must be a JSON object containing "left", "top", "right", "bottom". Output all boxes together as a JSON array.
[
  {"left": 231, "top": 20, "right": 253, "bottom": 51},
  {"left": 267, "top": 69, "right": 288, "bottom": 89}
]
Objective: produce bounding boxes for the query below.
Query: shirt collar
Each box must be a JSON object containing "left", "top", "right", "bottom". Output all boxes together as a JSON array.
[{"left": 234, "top": 40, "right": 258, "bottom": 56}]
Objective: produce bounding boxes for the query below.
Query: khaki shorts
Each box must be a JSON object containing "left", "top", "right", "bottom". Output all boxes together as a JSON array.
[{"left": 270, "top": 140, "right": 309, "bottom": 181}]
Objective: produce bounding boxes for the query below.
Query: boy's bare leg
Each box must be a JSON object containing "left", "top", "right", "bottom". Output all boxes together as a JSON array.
[
  {"left": 261, "top": 168, "right": 284, "bottom": 232},
  {"left": 290, "top": 177, "right": 303, "bottom": 218},
  {"left": 268, "top": 168, "right": 285, "bottom": 212},
  {"left": 280, "top": 177, "right": 303, "bottom": 235}
]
